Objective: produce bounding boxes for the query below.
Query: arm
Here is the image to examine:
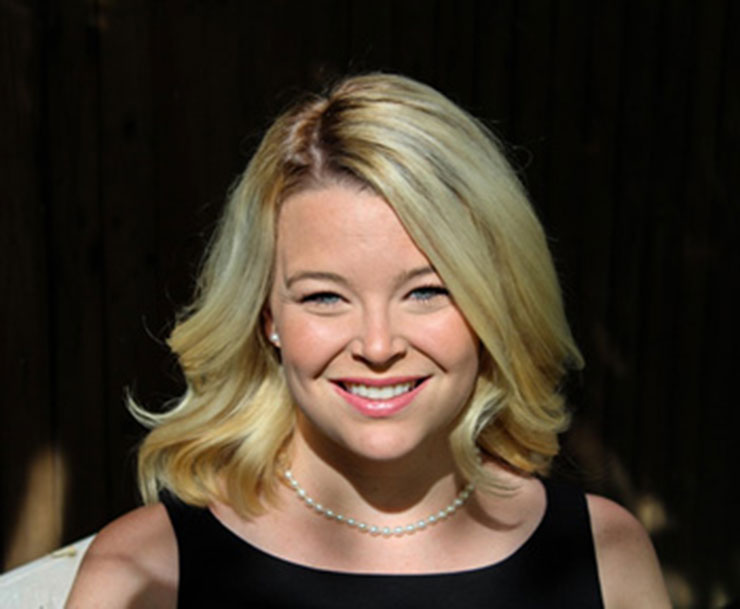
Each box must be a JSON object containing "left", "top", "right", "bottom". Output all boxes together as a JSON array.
[
  {"left": 65, "top": 504, "right": 177, "bottom": 609},
  {"left": 588, "top": 494, "right": 672, "bottom": 609}
]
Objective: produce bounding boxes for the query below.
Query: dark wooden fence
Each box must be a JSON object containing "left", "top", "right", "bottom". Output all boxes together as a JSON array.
[{"left": 2, "top": 1, "right": 738, "bottom": 606}]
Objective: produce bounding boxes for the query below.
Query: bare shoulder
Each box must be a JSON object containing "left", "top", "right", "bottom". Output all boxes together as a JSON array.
[
  {"left": 587, "top": 494, "right": 671, "bottom": 609},
  {"left": 65, "top": 503, "right": 177, "bottom": 609}
]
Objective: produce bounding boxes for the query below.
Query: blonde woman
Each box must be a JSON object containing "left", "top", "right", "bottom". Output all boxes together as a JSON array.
[{"left": 67, "top": 73, "right": 670, "bottom": 608}]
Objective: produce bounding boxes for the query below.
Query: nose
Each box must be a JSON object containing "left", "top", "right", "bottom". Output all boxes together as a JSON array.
[{"left": 350, "top": 305, "right": 406, "bottom": 367}]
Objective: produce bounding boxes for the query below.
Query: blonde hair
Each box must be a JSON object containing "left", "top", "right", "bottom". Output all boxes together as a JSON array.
[{"left": 133, "top": 73, "right": 583, "bottom": 515}]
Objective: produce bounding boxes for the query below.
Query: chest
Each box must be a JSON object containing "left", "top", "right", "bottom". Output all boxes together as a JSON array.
[{"left": 167, "top": 495, "right": 604, "bottom": 608}]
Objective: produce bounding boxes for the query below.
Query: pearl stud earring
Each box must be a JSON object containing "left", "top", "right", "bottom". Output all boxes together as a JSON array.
[{"left": 269, "top": 332, "right": 280, "bottom": 346}]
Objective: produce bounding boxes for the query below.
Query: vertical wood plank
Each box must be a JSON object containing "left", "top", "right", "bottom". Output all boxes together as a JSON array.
[
  {"left": 606, "top": 0, "right": 662, "bottom": 480},
  {"left": 150, "top": 0, "right": 245, "bottom": 320},
  {"left": 670, "top": 2, "right": 726, "bottom": 593},
  {"left": 507, "top": 0, "right": 556, "bottom": 210},
  {"left": 97, "top": 0, "right": 157, "bottom": 518},
  {"left": 347, "top": 0, "right": 394, "bottom": 72},
  {"left": 545, "top": 1, "right": 616, "bottom": 489},
  {"left": 435, "top": 0, "right": 477, "bottom": 101},
  {"left": 44, "top": 0, "right": 108, "bottom": 545},
  {"left": 699, "top": 0, "right": 740, "bottom": 601},
  {"left": 471, "top": 0, "right": 516, "bottom": 127},
  {"left": 0, "top": 0, "right": 57, "bottom": 569},
  {"left": 388, "top": 0, "right": 440, "bottom": 83}
]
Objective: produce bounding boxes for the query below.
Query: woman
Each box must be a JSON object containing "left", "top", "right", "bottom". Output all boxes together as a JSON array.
[{"left": 67, "top": 73, "right": 670, "bottom": 608}]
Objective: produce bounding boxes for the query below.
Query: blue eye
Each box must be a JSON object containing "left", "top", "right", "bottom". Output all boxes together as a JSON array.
[
  {"left": 409, "top": 285, "right": 449, "bottom": 301},
  {"left": 301, "top": 292, "right": 342, "bottom": 305}
]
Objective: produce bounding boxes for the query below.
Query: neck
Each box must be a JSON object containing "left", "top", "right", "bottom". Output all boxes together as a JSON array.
[{"left": 286, "top": 422, "right": 462, "bottom": 516}]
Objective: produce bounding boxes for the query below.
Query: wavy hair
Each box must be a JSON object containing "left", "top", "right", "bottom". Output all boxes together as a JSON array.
[{"left": 132, "top": 73, "right": 583, "bottom": 515}]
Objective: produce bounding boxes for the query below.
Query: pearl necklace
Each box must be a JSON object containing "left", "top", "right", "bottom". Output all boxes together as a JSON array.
[{"left": 284, "top": 469, "right": 475, "bottom": 537}]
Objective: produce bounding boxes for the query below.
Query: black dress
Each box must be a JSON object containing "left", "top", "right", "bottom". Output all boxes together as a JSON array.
[{"left": 161, "top": 479, "right": 604, "bottom": 608}]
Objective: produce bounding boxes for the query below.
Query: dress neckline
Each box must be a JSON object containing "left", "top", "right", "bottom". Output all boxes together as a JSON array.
[{"left": 201, "top": 477, "right": 553, "bottom": 578}]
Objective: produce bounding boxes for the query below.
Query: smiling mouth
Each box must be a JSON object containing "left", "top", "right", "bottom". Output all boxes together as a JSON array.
[{"left": 334, "top": 378, "right": 428, "bottom": 401}]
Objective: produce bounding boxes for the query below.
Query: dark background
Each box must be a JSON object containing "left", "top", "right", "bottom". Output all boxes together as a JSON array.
[{"left": 2, "top": 1, "right": 738, "bottom": 607}]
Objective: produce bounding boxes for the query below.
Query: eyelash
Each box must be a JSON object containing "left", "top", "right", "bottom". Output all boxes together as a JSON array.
[
  {"left": 300, "top": 292, "right": 342, "bottom": 306},
  {"left": 408, "top": 285, "right": 449, "bottom": 301},
  {"left": 300, "top": 285, "right": 449, "bottom": 306}
]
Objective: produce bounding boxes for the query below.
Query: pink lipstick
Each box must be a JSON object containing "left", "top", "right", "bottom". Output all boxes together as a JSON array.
[{"left": 331, "top": 376, "right": 429, "bottom": 418}]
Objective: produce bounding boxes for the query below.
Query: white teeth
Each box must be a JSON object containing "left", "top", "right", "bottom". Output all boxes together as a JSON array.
[{"left": 345, "top": 382, "right": 414, "bottom": 400}]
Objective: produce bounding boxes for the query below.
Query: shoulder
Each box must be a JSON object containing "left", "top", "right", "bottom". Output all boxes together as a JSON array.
[
  {"left": 65, "top": 503, "right": 177, "bottom": 609},
  {"left": 586, "top": 494, "right": 671, "bottom": 609}
]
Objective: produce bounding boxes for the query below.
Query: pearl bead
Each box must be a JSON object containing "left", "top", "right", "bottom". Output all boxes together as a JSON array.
[{"left": 283, "top": 468, "right": 475, "bottom": 539}]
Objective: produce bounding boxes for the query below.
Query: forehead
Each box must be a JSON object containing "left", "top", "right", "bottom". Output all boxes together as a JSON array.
[{"left": 274, "top": 186, "right": 431, "bottom": 277}]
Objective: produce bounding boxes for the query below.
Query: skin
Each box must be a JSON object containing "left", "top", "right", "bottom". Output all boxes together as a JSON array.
[
  {"left": 65, "top": 503, "right": 177, "bottom": 608},
  {"left": 65, "top": 184, "right": 671, "bottom": 608},
  {"left": 264, "top": 184, "right": 480, "bottom": 503}
]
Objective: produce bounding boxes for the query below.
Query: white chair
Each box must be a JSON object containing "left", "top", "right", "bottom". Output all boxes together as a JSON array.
[{"left": 0, "top": 536, "right": 94, "bottom": 609}]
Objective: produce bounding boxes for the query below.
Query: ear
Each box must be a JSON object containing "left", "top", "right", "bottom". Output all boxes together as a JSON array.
[{"left": 262, "top": 306, "right": 274, "bottom": 338}]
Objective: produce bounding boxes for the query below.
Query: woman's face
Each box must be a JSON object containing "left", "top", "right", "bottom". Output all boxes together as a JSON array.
[{"left": 266, "top": 184, "right": 479, "bottom": 463}]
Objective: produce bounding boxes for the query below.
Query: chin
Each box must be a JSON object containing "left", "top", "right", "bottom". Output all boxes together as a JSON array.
[
  {"left": 295, "top": 402, "right": 454, "bottom": 466},
  {"left": 334, "top": 426, "right": 448, "bottom": 464}
]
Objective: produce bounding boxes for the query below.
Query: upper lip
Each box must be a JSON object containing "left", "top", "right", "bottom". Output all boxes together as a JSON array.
[{"left": 331, "top": 376, "right": 429, "bottom": 387}]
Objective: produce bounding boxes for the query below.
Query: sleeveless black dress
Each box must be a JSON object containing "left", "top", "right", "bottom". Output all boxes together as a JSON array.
[{"left": 161, "top": 479, "right": 604, "bottom": 608}]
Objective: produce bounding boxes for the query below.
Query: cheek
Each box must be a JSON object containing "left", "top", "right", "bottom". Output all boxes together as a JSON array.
[
  {"left": 279, "top": 315, "right": 349, "bottom": 377},
  {"left": 412, "top": 312, "right": 480, "bottom": 373}
]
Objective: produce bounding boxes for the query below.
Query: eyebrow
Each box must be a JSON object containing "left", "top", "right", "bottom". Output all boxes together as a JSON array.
[
  {"left": 285, "top": 271, "right": 349, "bottom": 289},
  {"left": 284, "top": 265, "right": 437, "bottom": 289}
]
